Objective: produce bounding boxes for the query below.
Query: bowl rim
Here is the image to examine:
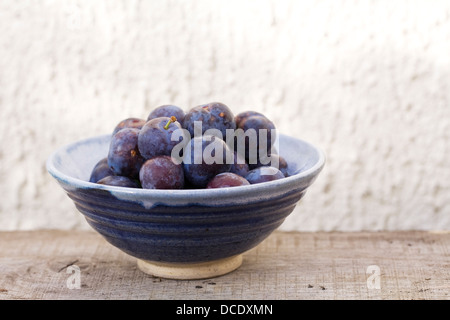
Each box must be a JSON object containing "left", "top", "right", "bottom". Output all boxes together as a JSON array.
[{"left": 46, "top": 133, "right": 326, "bottom": 199}]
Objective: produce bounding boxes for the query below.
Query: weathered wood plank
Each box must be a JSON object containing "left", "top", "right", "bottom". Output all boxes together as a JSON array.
[{"left": 0, "top": 230, "right": 449, "bottom": 300}]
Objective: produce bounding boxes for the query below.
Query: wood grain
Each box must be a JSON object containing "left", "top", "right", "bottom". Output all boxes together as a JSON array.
[{"left": 0, "top": 230, "right": 449, "bottom": 300}]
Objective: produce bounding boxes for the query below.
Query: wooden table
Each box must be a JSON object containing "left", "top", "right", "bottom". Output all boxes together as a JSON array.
[{"left": 1, "top": 230, "right": 449, "bottom": 300}]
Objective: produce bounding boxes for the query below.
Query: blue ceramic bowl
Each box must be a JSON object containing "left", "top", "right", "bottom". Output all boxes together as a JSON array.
[{"left": 47, "top": 133, "right": 325, "bottom": 277}]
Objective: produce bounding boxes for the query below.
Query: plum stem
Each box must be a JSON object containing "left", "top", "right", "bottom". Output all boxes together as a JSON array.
[{"left": 164, "top": 116, "right": 177, "bottom": 130}]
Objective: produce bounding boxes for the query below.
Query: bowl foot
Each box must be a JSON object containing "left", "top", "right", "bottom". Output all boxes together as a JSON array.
[{"left": 137, "top": 255, "right": 243, "bottom": 280}]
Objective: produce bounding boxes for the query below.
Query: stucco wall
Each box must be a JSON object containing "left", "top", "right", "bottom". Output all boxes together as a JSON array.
[{"left": 1, "top": 0, "right": 449, "bottom": 231}]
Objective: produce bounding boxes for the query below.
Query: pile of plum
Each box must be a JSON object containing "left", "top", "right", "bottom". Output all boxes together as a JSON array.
[{"left": 89, "top": 102, "right": 289, "bottom": 189}]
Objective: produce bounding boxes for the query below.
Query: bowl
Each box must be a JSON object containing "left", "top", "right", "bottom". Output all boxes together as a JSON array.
[{"left": 46, "top": 133, "right": 325, "bottom": 279}]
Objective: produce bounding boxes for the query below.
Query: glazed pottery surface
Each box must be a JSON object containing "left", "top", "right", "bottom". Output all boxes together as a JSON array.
[{"left": 47, "top": 133, "right": 325, "bottom": 278}]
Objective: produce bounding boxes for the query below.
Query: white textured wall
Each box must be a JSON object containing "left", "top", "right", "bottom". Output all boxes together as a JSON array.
[{"left": 1, "top": 0, "right": 449, "bottom": 231}]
